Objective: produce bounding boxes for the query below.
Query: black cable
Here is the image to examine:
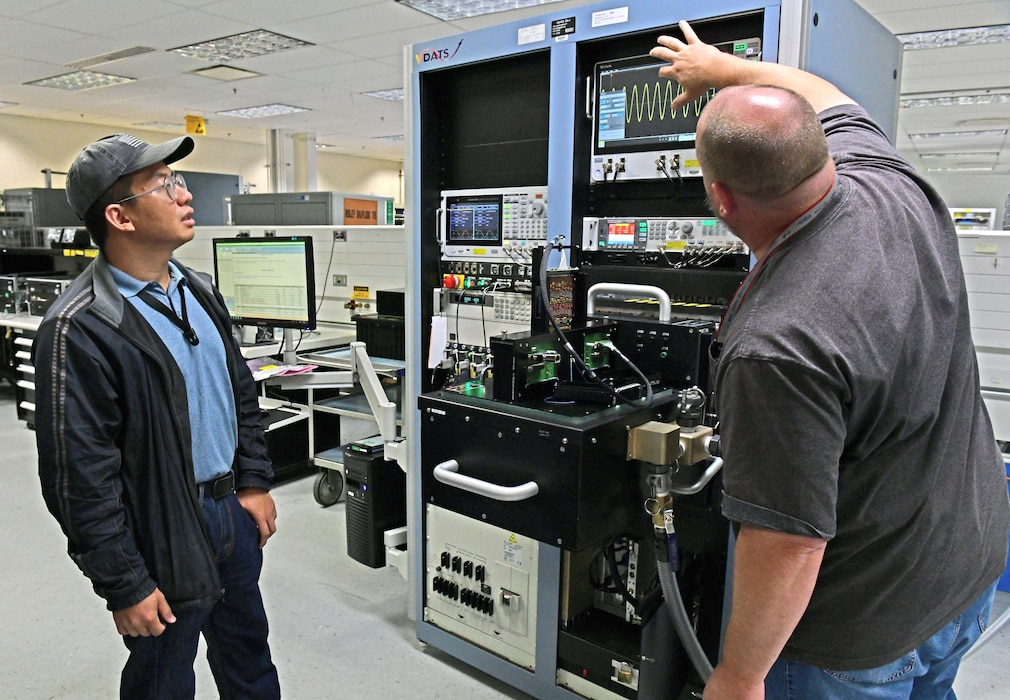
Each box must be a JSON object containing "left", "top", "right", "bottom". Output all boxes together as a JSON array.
[
  {"left": 605, "top": 538, "right": 639, "bottom": 612},
  {"left": 539, "top": 240, "right": 652, "bottom": 407},
  {"left": 316, "top": 233, "right": 337, "bottom": 317}
]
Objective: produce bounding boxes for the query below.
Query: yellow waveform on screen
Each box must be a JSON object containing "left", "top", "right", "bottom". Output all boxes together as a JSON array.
[{"left": 612, "top": 83, "right": 717, "bottom": 123}]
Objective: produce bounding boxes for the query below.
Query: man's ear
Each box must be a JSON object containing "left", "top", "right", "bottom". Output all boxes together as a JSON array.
[
  {"left": 710, "top": 181, "right": 736, "bottom": 219},
  {"left": 104, "top": 204, "right": 136, "bottom": 234}
]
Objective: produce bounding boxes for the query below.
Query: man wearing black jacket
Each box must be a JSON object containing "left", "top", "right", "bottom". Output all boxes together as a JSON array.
[{"left": 35, "top": 134, "right": 280, "bottom": 698}]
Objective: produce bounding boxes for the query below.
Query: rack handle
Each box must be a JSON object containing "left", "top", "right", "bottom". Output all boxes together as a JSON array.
[{"left": 433, "top": 459, "right": 539, "bottom": 502}]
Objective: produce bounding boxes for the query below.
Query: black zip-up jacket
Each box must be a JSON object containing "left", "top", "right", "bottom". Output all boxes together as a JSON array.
[{"left": 34, "top": 253, "right": 273, "bottom": 612}]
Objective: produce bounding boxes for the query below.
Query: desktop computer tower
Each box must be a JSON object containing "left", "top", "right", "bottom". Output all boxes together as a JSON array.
[{"left": 345, "top": 437, "right": 406, "bottom": 568}]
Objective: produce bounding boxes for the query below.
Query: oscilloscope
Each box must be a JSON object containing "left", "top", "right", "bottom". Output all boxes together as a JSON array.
[{"left": 590, "top": 37, "right": 761, "bottom": 183}]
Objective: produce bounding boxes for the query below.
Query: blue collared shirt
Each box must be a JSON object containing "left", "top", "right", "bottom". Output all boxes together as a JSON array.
[{"left": 109, "top": 261, "right": 237, "bottom": 483}]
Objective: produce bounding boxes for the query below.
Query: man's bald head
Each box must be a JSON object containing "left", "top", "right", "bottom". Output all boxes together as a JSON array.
[{"left": 697, "top": 85, "right": 829, "bottom": 200}]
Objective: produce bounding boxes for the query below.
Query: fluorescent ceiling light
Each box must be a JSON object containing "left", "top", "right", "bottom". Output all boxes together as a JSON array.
[
  {"left": 397, "top": 0, "right": 566, "bottom": 21},
  {"left": 0, "top": 101, "right": 16, "bottom": 108},
  {"left": 316, "top": 143, "right": 338, "bottom": 149},
  {"left": 66, "top": 46, "right": 155, "bottom": 70},
  {"left": 909, "top": 129, "right": 1008, "bottom": 140},
  {"left": 372, "top": 134, "right": 405, "bottom": 142},
  {"left": 170, "top": 30, "right": 313, "bottom": 62},
  {"left": 192, "top": 65, "right": 261, "bottom": 81},
  {"left": 216, "top": 103, "right": 310, "bottom": 118},
  {"left": 897, "top": 23, "right": 1010, "bottom": 50},
  {"left": 134, "top": 120, "right": 185, "bottom": 129},
  {"left": 901, "top": 90, "right": 1010, "bottom": 109},
  {"left": 926, "top": 166, "right": 995, "bottom": 172},
  {"left": 26, "top": 70, "right": 135, "bottom": 91},
  {"left": 362, "top": 88, "right": 404, "bottom": 101},
  {"left": 920, "top": 152, "right": 998, "bottom": 160}
]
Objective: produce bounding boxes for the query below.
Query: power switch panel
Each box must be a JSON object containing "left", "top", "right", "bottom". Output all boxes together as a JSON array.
[{"left": 424, "top": 504, "right": 539, "bottom": 670}]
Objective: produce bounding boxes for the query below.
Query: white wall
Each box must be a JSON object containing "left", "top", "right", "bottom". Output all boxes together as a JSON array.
[
  {"left": 921, "top": 171, "right": 1009, "bottom": 231},
  {"left": 0, "top": 113, "right": 404, "bottom": 207}
]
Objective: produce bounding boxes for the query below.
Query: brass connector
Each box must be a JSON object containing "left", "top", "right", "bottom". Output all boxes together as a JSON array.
[
  {"left": 679, "top": 425, "right": 713, "bottom": 466},
  {"left": 628, "top": 421, "right": 681, "bottom": 465}
]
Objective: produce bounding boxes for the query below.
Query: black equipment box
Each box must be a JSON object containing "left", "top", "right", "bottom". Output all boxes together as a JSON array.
[
  {"left": 2, "top": 272, "right": 69, "bottom": 315},
  {"left": 376, "top": 288, "right": 405, "bottom": 317},
  {"left": 354, "top": 314, "right": 405, "bottom": 361},
  {"left": 345, "top": 437, "right": 406, "bottom": 568},
  {"left": 26, "top": 276, "right": 73, "bottom": 317},
  {"left": 419, "top": 390, "right": 676, "bottom": 550}
]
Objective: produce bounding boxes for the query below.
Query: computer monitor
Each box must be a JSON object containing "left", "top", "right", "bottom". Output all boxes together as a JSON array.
[{"left": 212, "top": 236, "right": 317, "bottom": 332}]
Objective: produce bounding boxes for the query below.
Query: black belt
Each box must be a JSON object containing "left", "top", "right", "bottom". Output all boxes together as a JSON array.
[{"left": 197, "top": 472, "right": 234, "bottom": 499}]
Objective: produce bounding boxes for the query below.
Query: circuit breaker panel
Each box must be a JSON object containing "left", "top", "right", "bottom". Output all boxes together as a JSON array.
[{"left": 425, "top": 505, "right": 539, "bottom": 669}]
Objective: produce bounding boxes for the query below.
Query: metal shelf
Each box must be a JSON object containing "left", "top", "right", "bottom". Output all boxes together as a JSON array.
[{"left": 314, "top": 385, "right": 402, "bottom": 425}]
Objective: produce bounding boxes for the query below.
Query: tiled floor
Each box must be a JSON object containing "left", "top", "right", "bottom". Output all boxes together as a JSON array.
[{"left": 2, "top": 380, "right": 1007, "bottom": 698}]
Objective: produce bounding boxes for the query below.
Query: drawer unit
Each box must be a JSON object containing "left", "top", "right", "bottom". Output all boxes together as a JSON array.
[{"left": 12, "top": 327, "right": 37, "bottom": 426}]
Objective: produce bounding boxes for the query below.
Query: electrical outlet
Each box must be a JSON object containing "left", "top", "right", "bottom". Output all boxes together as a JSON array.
[
  {"left": 333, "top": 230, "right": 347, "bottom": 241},
  {"left": 333, "top": 275, "right": 347, "bottom": 286}
]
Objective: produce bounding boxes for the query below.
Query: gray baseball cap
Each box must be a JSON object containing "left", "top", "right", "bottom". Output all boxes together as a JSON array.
[{"left": 66, "top": 133, "right": 194, "bottom": 219}]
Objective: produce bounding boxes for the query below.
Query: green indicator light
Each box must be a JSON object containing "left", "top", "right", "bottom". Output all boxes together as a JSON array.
[
  {"left": 735, "top": 43, "right": 747, "bottom": 52},
  {"left": 702, "top": 219, "right": 716, "bottom": 225}
]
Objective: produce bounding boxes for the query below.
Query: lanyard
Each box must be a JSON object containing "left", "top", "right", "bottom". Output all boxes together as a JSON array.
[
  {"left": 137, "top": 279, "right": 200, "bottom": 347},
  {"left": 714, "top": 181, "right": 836, "bottom": 345}
]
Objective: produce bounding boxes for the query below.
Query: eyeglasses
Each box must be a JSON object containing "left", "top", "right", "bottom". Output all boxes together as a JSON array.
[{"left": 115, "top": 171, "right": 187, "bottom": 205}]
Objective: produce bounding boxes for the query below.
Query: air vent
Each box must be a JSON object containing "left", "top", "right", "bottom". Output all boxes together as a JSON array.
[{"left": 65, "top": 46, "right": 156, "bottom": 70}]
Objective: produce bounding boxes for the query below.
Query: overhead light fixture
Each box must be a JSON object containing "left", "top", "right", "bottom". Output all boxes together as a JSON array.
[
  {"left": 170, "top": 30, "right": 313, "bottom": 62},
  {"left": 372, "top": 134, "right": 405, "bottom": 142},
  {"left": 361, "top": 88, "right": 404, "bottom": 101},
  {"left": 920, "top": 152, "right": 999, "bottom": 160},
  {"left": 25, "top": 70, "right": 135, "bottom": 91},
  {"left": 216, "top": 103, "right": 310, "bottom": 118},
  {"left": 316, "top": 143, "right": 339, "bottom": 150},
  {"left": 0, "top": 101, "right": 17, "bottom": 108},
  {"left": 901, "top": 89, "right": 1010, "bottom": 109},
  {"left": 926, "top": 166, "right": 995, "bottom": 172},
  {"left": 133, "top": 121, "right": 185, "bottom": 130},
  {"left": 897, "top": 23, "right": 1010, "bottom": 50},
  {"left": 65, "top": 46, "right": 155, "bottom": 70},
  {"left": 396, "top": 0, "right": 566, "bottom": 21},
  {"left": 909, "top": 129, "right": 1008, "bottom": 140},
  {"left": 191, "top": 65, "right": 261, "bottom": 81}
]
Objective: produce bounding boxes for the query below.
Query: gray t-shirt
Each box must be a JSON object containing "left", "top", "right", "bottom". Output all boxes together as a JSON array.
[{"left": 714, "top": 105, "right": 1010, "bottom": 669}]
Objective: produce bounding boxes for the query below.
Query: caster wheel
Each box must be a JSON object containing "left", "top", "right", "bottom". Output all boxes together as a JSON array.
[{"left": 313, "top": 469, "right": 344, "bottom": 507}]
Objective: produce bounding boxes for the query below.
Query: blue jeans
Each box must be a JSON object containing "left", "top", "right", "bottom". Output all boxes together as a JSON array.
[
  {"left": 121, "top": 492, "right": 280, "bottom": 699},
  {"left": 765, "top": 580, "right": 998, "bottom": 699}
]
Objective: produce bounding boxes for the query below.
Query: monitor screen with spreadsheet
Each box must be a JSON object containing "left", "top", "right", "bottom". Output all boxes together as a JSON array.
[{"left": 212, "top": 236, "right": 316, "bottom": 330}]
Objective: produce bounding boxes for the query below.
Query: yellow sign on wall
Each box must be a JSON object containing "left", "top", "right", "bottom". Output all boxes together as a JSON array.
[
  {"left": 352, "top": 285, "right": 370, "bottom": 300},
  {"left": 185, "top": 115, "right": 206, "bottom": 135}
]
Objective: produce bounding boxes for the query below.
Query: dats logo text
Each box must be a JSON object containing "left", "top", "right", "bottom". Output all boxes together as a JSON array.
[{"left": 415, "top": 39, "right": 463, "bottom": 64}]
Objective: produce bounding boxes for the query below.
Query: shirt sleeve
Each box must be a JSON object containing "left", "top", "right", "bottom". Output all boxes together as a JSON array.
[
  {"left": 717, "top": 354, "right": 847, "bottom": 540},
  {"left": 820, "top": 105, "right": 909, "bottom": 176}
]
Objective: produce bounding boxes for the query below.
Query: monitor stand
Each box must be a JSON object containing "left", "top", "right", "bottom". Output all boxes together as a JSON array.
[{"left": 282, "top": 327, "right": 299, "bottom": 366}]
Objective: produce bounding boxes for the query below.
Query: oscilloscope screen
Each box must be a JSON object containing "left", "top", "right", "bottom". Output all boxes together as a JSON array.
[
  {"left": 445, "top": 194, "right": 503, "bottom": 246},
  {"left": 592, "top": 38, "right": 761, "bottom": 156}
]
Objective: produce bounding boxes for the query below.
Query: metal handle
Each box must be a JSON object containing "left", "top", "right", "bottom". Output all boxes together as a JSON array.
[
  {"left": 433, "top": 459, "right": 540, "bottom": 502},
  {"left": 670, "top": 457, "right": 724, "bottom": 496},
  {"left": 587, "top": 283, "right": 672, "bottom": 323}
]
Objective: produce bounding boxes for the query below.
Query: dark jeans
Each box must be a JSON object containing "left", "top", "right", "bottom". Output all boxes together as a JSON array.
[
  {"left": 765, "top": 579, "right": 998, "bottom": 699},
  {"left": 121, "top": 492, "right": 280, "bottom": 699}
]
